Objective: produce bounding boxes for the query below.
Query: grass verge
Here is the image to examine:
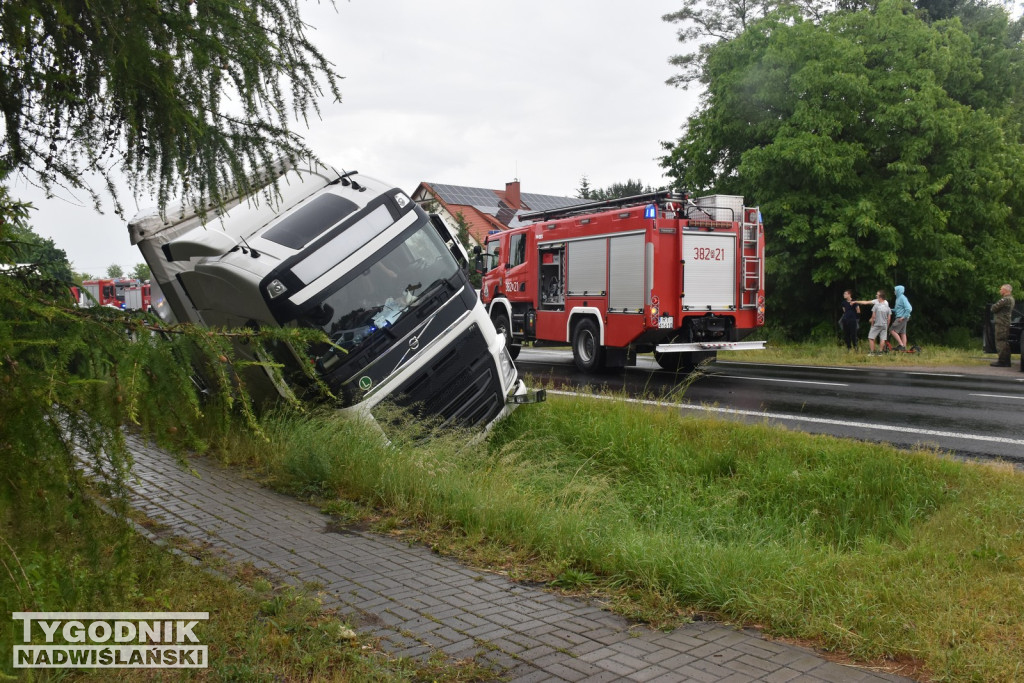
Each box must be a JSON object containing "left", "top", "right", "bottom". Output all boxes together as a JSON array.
[
  {"left": 0, "top": 477, "right": 493, "bottom": 681},
  {"left": 212, "top": 394, "right": 1024, "bottom": 682},
  {"left": 726, "top": 340, "right": 1007, "bottom": 368}
]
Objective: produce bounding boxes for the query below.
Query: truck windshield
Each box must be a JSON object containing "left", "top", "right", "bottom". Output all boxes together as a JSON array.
[{"left": 298, "top": 219, "right": 461, "bottom": 375}]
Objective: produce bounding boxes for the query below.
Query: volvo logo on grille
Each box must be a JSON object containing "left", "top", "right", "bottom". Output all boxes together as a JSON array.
[{"left": 408, "top": 335, "right": 420, "bottom": 351}]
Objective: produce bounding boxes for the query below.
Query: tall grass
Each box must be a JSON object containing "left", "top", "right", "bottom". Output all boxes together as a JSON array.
[{"left": 234, "top": 397, "right": 1024, "bottom": 681}]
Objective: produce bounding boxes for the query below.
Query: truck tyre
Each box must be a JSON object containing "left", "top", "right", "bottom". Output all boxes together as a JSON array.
[
  {"left": 654, "top": 349, "right": 692, "bottom": 372},
  {"left": 492, "top": 311, "right": 521, "bottom": 360},
  {"left": 654, "top": 350, "right": 717, "bottom": 372},
  {"left": 572, "top": 318, "right": 604, "bottom": 372}
]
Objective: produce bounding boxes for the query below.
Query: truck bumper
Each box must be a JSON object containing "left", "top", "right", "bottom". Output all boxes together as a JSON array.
[
  {"left": 654, "top": 340, "right": 767, "bottom": 353},
  {"left": 507, "top": 379, "right": 547, "bottom": 405}
]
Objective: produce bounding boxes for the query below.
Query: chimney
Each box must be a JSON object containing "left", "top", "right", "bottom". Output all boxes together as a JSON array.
[{"left": 505, "top": 180, "right": 521, "bottom": 210}]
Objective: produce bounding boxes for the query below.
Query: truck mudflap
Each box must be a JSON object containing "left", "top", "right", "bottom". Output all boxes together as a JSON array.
[
  {"left": 507, "top": 379, "right": 547, "bottom": 405},
  {"left": 654, "top": 340, "right": 767, "bottom": 353}
]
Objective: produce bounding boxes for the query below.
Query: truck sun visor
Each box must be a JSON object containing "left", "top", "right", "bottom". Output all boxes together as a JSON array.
[
  {"left": 290, "top": 205, "right": 394, "bottom": 286},
  {"left": 263, "top": 194, "right": 360, "bottom": 250}
]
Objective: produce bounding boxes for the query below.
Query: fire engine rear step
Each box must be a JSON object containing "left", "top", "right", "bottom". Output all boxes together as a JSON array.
[{"left": 654, "top": 341, "right": 767, "bottom": 353}]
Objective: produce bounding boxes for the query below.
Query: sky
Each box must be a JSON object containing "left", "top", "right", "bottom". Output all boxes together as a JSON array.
[{"left": 11, "top": 0, "right": 701, "bottom": 276}]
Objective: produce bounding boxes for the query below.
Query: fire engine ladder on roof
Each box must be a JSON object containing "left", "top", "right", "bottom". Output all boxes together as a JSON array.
[
  {"left": 518, "top": 190, "right": 684, "bottom": 222},
  {"left": 740, "top": 210, "right": 762, "bottom": 310}
]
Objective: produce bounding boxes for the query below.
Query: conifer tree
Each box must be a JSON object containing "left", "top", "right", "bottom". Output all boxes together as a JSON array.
[{"left": 0, "top": 0, "right": 342, "bottom": 215}]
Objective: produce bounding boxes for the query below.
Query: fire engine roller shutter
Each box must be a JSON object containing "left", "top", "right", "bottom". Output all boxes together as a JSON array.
[
  {"left": 609, "top": 234, "right": 645, "bottom": 312},
  {"left": 682, "top": 232, "right": 736, "bottom": 310},
  {"left": 567, "top": 238, "right": 607, "bottom": 296}
]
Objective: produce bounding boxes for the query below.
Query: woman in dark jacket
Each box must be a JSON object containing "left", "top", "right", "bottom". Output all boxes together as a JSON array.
[{"left": 840, "top": 290, "right": 861, "bottom": 351}]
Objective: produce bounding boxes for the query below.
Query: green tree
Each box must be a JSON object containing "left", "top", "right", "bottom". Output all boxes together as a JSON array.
[
  {"left": 132, "top": 262, "right": 151, "bottom": 281},
  {"left": 578, "top": 178, "right": 655, "bottom": 201},
  {"left": 0, "top": 184, "right": 73, "bottom": 282},
  {"left": 106, "top": 264, "right": 124, "bottom": 279},
  {"left": 1, "top": 0, "right": 342, "bottom": 216},
  {"left": 453, "top": 211, "right": 481, "bottom": 288},
  {"left": 593, "top": 180, "right": 654, "bottom": 200},
  {"left": 0, "top": 0, "right": 343, "bottom": 618},
  {"left": 577, "top": 175, "right": 595, "bottom": 199},
  {"left": 662, "top": 0, "right": 1024, "bottom": 336}
]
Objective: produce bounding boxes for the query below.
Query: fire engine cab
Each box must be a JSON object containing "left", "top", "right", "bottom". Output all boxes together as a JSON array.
[{"left": 478, "top": 191, "right": 766, "bottom": 372}]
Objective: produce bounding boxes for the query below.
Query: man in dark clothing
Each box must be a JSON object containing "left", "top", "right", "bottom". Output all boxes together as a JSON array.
[
  {"left": 990, "top": 284, "right": 1014, "bottom": 367},
  {"left": 840, "top": 290, "right": 860, "bottom": 350}
]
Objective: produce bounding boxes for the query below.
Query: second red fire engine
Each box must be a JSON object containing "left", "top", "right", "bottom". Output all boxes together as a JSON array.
[{"left": 478, "top": 191, "right": 766, "bottom": 372}]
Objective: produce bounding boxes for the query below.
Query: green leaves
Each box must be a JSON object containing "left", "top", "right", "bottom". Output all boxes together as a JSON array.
[
  {"left": 1, "top": 0, "right": 342, "bottom": 216},
  {"left": 662, "top": 0, "right": 1024, "bottom": 335}
]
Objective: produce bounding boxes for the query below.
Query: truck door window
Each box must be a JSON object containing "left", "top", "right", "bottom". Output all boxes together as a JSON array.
[{"left": 509, "top": 234, "right": 526, "bottom": 268}]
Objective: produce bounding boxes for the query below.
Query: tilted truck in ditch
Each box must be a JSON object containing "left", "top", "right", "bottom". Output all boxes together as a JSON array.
[
  {"left": 478, "top": 191, "right": 766, "bottom": 372},
  {"left": 128, "top": 159, "right": 542, "bottom": 431}
]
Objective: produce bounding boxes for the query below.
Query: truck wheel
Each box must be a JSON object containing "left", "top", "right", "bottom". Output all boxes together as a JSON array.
[
  {"left": 572, "top": 318, "right": 604, "bottom": 372},
  {"left": 654, "top": 350, "right": 689, "bottom": 371},
  {"left": 492, "top": 311, "right": 521, "bottom": 360},
  {"left": 654, "top": 350, "right": 717, "bottom": 372}
]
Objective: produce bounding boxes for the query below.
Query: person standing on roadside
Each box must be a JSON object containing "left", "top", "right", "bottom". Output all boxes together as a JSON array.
[
  {"left": 990, "top": 283, "right": 1014, "bottom": 367},
  {"left": 840, "top": 290, "right": 861, "bottom": 351},
  {"left": 857, "top": 290, "right": 891, "bottom": 355},
  {"left": 890, "top": 285, "right": 912, "bottom": 351}
]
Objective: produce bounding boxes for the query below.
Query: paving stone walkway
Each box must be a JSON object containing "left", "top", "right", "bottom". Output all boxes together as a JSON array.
[{"left": 123, "top": 434, "right": 912, "bottom": 682}]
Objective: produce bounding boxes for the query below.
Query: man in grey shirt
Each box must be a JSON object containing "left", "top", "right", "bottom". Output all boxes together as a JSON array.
[{"left": 855, "top": 291, "right": 891, "bottom": 356}]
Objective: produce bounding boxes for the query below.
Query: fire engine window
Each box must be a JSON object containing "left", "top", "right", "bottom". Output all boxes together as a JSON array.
[
  {"left": 509, "top": 234, "right": 526, "bottom": 268},
  {"left": 485, "top": 242, "right": 500, "bottom": 272}
]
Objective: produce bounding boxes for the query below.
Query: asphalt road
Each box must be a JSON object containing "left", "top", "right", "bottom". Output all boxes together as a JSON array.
[{"left": 515, "top": 348, "right": 1024, "bottom": 464}]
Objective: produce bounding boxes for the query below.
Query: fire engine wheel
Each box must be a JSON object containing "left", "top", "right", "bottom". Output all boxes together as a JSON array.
[
  {"left": 492, "top": 311, "right": 521, "bottom": 360},
  {"left": 654, "top": 349, "right": 717, "bottom": 373},
  {"left": 654, "top": 350, "right": 695, "bottom": 372},
  {"left": 572, "top": 318, "right": 604, "bottom": 372}
]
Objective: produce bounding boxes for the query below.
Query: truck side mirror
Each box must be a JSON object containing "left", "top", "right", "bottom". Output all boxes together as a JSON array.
[{"left": 474, "top": 254, "right": 484, "bottom": 274}]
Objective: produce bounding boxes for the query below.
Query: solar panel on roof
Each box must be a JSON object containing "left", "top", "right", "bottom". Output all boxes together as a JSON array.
[
  {"left": 521, "top": 193, "right": 582, "bottom": 211},
  {"left": 433, "top": 184, "right": 500, "bottom": 207}
]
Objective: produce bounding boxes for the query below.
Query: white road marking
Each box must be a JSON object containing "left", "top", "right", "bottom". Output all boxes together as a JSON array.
[
  {"left": 970, "top": 393, "right": 1024, "bottom": 401},
  {"left": 547, "top": 390, "right": 1024, "bottom": 447},
  {"left": 714, "top": 361, "right": 862, "bottom": 372},
  {"left": 713, "top": 374, "right": 848, "bottom": 387}
]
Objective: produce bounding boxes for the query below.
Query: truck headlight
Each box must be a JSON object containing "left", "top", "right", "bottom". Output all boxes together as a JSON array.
[{"left": 498, "top": 346, "right": 517, "bottom": 388}]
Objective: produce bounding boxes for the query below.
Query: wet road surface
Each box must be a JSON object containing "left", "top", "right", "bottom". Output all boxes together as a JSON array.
[{"left": 515, "top": 349, "right": 1024, "bottom": 464}]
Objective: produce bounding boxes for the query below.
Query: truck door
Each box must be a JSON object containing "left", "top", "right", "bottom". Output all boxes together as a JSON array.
[
  {"left": 681, "top": 233, "right": 736, "bottom": 311},
  {"left": 504, "top": 231, "right": 529, "bottom": 297}
]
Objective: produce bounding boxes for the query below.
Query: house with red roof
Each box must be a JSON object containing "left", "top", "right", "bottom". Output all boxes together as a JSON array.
[{"left": 411, "top": 180, "right": 581, "bottom": 248}]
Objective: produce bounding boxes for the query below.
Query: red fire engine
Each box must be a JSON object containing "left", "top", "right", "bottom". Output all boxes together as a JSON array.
[
  {"left": 478, "top": 191, "right": 766, "bottom": 372},
  {"left": 80, "top": 278, "right": 150, "bottom": 311}
]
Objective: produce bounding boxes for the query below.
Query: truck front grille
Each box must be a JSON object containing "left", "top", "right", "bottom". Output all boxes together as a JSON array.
[{"left": 373, "top": 324, "right": 504, "bottom": 430}]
